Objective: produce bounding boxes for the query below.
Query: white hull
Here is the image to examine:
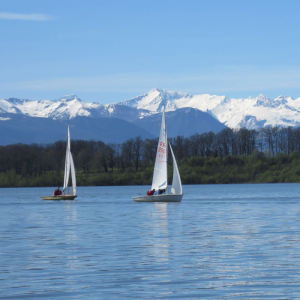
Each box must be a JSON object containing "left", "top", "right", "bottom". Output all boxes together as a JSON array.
[{"left": 133, "top": 194, "right": 183, "bottom": 202}]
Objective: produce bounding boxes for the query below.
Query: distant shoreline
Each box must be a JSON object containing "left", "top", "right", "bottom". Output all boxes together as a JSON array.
[
  {"left": 0, "top": 181, "right": 299, "bottom": 189},
  {"left": 0, "top": 150, "right": 300, "bottom": 188}
]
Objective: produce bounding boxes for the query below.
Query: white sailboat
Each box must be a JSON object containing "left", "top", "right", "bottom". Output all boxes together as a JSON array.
[
  {"left": 133, "top": 109, "right": 183, "bottom": 202},
  {"left": 41, "top": 125, "right": 77, "bottom": 200}
]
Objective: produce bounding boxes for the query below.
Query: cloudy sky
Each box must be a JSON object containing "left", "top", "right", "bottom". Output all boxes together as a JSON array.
[{"left": 1, "top": 0, "right": 300, "bottom": 103}]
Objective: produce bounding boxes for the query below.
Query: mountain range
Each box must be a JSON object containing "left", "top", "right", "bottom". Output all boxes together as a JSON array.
[
  {"left": 0, "top": 88, "right": 299, "bottom": 145},
  {"left": 118, "top": 88, "right": 300, "bottom": 129}
]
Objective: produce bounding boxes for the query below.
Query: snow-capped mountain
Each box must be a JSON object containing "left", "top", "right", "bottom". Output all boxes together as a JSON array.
[
  {"left": 116, "top": 88, "right": 300, "bottom": 129},
  {"left": 1, "top": 88, "right": 300, "bottom": 131},
  {"left": 0, "top": 95, "right": 98, "bottom": 119},
  {"left": 0, "top": 95, "right": 147, "bottom": 122}
]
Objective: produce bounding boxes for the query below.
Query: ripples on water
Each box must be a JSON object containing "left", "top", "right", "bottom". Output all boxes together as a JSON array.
[{"left": 1, "top": 184, "right": 300, "bottom": 299}]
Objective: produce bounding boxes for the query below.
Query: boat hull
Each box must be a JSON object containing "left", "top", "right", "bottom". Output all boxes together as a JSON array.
[
  {"left": 41, "top": 195, "right": 77, "bottom": 200},
  {"left": 133, "top": 194, "right": 183, "bottom": 202}
]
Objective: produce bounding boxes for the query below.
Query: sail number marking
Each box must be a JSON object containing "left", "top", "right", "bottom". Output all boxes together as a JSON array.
[
  {"left": 158, "top": 142, "right": 166, "bottom": 161},
  {"left": 158, "top": 153, "right": 165, "bottom": 159},
  {"left": 158, "top": 142, "right": 166, "bottom": 154},
  {"left": 158, "top": 147, "right": 166, "bottom": 154}
]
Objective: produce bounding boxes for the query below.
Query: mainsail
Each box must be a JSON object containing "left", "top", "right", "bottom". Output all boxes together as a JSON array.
[
  {"left": 151, "top": 109, "right": 168, "bottom": 191},
  {"left": 169, "top": 143, "right": 182, "bottom": 195},
  {"left": 63, "top": 125, "right": 76, "bottom": 196},
  {"left": 63, "top": 126, "right": 71, "bottom": 192}
]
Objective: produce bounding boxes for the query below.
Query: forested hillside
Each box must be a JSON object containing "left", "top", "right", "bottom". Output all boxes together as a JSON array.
[{"left": 1, "top": 126, "right": 300, "bottom": 187}]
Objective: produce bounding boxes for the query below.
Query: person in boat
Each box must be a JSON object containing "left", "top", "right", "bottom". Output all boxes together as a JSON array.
[
  {"left": 159, "top": 189, "right": 165, "bottom": 195},
  {"left": 54, "top": 187, "right": 62, "bottom": 196},
  {"left": 146, "top": 189, "right": 155, "bottom": 196}
]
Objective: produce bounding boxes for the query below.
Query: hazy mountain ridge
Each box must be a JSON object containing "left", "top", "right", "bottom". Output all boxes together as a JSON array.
[
  {"left": 133, "top": 107, "right": 227, "bottom": 137},
  {"left": 0, "top": 114, "right": 155, "bottom": 146}
]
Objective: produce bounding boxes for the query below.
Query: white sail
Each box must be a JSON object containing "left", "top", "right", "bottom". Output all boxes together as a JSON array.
[
  {"left": 169, "top": 143, "right": 182, "bottom": 195},
  {"left": 63, "top": 126, "right": 71, "bottom": 192},
  {"left": 151, "top": 109, "right": 168, "bottom": 191},
  {"left": 63, "top": 125, "right": 76, "bottom": 195},
  {"left": 69, "top": 153, "right": 76, "bottom": 196},
  {"left": 132, "top": 109, "right": 183, "bottom": 202}
]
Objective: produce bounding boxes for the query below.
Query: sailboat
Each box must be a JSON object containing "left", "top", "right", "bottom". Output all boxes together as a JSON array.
[
  {"left": 133, "top": 109, "right": 183, "bottom": 202},
  {"left": 41, "top": 124, "right": 77, "bottom": 200}
]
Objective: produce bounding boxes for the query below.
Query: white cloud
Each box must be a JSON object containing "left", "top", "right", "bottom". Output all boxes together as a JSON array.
[{"left": 0, "top": 12, "right": 52, "bottom": 21}]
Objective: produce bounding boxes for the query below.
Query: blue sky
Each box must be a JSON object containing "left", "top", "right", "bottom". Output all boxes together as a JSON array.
[{"left": 1, "top": 0, "right": 300, "bottom": 104}]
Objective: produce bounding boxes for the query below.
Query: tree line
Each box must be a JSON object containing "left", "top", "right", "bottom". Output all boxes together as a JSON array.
[{"left": 1, "top": 125, "right": 300, "bottom": 187}]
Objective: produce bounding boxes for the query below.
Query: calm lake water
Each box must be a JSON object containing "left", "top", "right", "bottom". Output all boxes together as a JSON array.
[{"left": 1, "top": 184, "right": 300, "bottom": 299}]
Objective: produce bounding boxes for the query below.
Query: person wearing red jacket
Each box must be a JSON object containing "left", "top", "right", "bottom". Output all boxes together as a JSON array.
[
  {"left": 54, "top": 187, "right": 62, "bottom": 196},
  {"left": 146, "top": 189, "right": 155, "bottom": 196}
]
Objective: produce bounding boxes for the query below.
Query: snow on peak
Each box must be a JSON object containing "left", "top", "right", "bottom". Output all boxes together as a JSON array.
[
  {"left": 257, "top": 94, "right": 268, "bottom": 100},
  {"left": 116, "top": 88, "right": 193, "bottom": 112},
  {"left": 1, "top": 89, "right": 300, "bottom": 130},
  {"left": 149, "top": 87, "right": 164, "bottom": 94},
  {"left": 56, "top": 94, "right": 82, "bottom": 102},
  {"left": 254, "top": 94, "right": 290, "bottom": 109},
  {"left": 0, "top": 94, "right": 103, "bottom": 120},
  {"left": 114, "top": 89, "right": 300, "bottom": 129}
]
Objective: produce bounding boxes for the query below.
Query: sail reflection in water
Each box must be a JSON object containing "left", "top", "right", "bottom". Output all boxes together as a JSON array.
[
  {"left": 2, "top": 185, "right": 300, "bottom": 299},
  {"left": 150, "top": 203, "right": 170, "bottom": 261}
]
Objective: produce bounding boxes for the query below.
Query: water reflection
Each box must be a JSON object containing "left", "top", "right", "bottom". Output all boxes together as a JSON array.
[
  {"left": 63, "top": 201, "right": 78, "bottom": 241},
  {"left": 151, "top": 203, "right": 170, "bottom": 262},
  {"left": 64, "top": 201, "right": 77, "bottom": 222},
  {"left": 2, "top": 185, "right": 300, "bottom": 299},
  {"left": 154, "top": 202, "right": 168, "bottom": 234}
]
